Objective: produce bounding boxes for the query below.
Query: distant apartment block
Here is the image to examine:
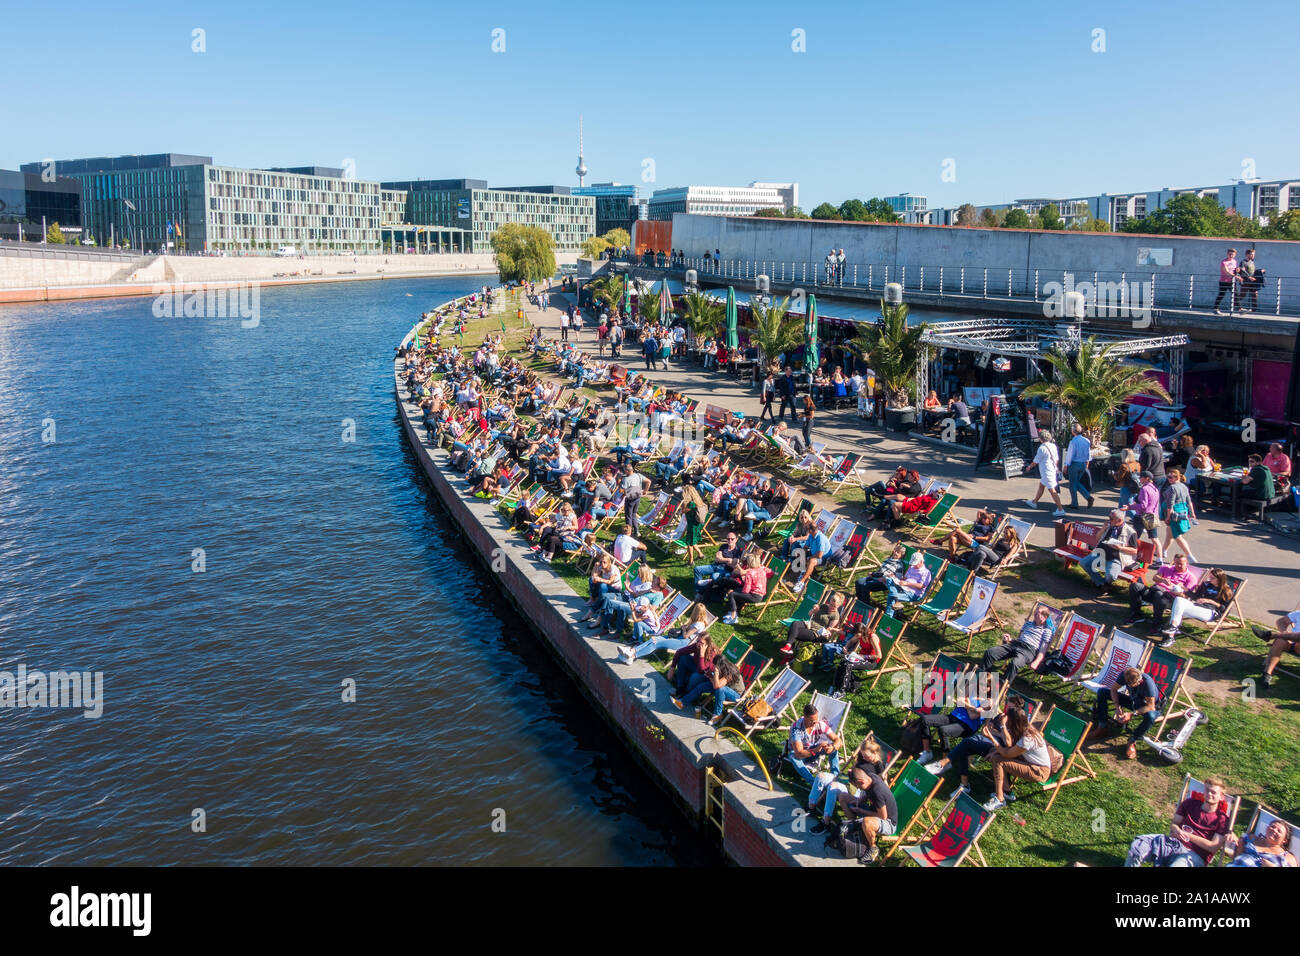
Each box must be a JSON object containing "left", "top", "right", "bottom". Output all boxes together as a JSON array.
[{"left": 648, "top": 182, "right": 799, "bottom": 220}]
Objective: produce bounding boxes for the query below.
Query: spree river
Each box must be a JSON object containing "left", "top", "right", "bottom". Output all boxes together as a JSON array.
[{"left": 0, "top": 276, "right": 717, "bottom": 866}]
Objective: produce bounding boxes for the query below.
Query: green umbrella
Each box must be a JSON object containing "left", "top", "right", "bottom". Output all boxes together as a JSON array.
[
  {"left": 804, "top": 294, "right": 819, "bottom": 373},
  {"left": 622, "top": 279, "right": 630, "bottom": 318},
  {"left": 725, "top": 286, "right": 738, "bottom": 349}
]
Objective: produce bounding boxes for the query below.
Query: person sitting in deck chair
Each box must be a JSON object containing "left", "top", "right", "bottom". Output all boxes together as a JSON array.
[
  {"left": 693, "top": 531, "right": 746, "bottom": 597},
  {"left": 827, "top": 622, "right": 884, "bottom": 693},
  {"left": 1227, "top": 819, "right": 1298, "bottom": 868},
  {"left": 786, "top": 702, "right": 842, "bottom": 784},
  {"left": 903, "top": 692, "right": 999, "bottom": 768},
  {"left": 942, "top": 508, "right": 997, "bottom": 561},
  {"left": 837, "top": 768, "right": 897, "bottom": 864},
  {"left": 1089, "top": 666, "right": 1160, "bottom": 760},
  {"left": 864, "top": 466, "right": 908, "bottom": 509},
  {"left": 882, "top": 552, "right": 931, "bottom": 619},
  {"left": 808, "top": 737, "right": 889, "bottom": 833},
  {"left": 1256, "top": 612, "right": 1300, "bottom": 688},
  {"left": 1125, "top": 776, "right": 1231, "bottom": 867},
  {"left": 855, "top": 543, "right": 907, "bottom": 605},
  {"left": 979, "top": 604, "right": 1054, "bottom": 687},
  {"left": 982, "top": 707, "right": 1056, "bottom": 811},
  {"left": 964, "top": 524, "right": 1018, "bottom": 574},
  {"left": 885, "top": 486, "right": 940, "bottom": 529}
]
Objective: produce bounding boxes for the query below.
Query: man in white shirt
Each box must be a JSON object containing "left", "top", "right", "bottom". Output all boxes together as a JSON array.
[
  {"left": 1062, "top": 423, "right": 1095, "bottom": 509},
  {"left": 612, "top": 524, "right": 647, "bottom": 565},
  {"left": 560, "top": 311, "right": 570, "bottom": 341}
]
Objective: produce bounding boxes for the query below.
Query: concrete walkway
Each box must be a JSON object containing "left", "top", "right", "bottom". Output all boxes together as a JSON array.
[{"left": 531, "top": 295, "right": 1299, "bottom": 627}]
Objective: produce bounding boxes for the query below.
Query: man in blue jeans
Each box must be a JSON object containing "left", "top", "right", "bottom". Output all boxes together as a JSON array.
[
  {"left": 787, "top": 703, "right": 842, "bottom": 783},
  {"left": 1086, "top": 510, "right": 1139, "bottom": 588},
  {"left": 1090, "top": 666, "right": 1160, "bottom": 760},
  {"left": 1125, "top": 776, "right": 1230, "bottom": 867}
]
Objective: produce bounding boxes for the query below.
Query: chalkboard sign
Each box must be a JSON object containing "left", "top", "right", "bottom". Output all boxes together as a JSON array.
[{"left": 974, "top": 395, "right": 1035, "bottom": 480}]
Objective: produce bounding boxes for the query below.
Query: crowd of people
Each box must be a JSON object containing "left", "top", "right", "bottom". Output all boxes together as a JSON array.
[{"left": 397, "top": 286, "right": 1296, "bottom": 867}]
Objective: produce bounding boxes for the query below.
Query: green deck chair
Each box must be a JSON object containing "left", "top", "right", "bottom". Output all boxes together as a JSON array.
[
  {"left": 1036, "top": 704, "right": 1097, "bottom": 812},
  {"left": 777, "top": 579, "right": 827, "bottom": 627},
  {"left": 880, "top": 759, "right": 946, "bottom": 860},
  {"left": 910, "top": 565, "right": 972, "bottom": 626}
]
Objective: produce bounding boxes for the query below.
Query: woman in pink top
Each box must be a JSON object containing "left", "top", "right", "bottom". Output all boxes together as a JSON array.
[
  {"left": 723, "top": 554, "right": 768, "bottom": 624},
  {"left": 1213, "top": 247, "right": 1239, "bottom": 314}
]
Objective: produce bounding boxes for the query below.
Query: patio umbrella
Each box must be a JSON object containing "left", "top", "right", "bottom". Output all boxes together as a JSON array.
[
  {"left": 804, "top": 294, "right": 819, "bottom": 373},
  {"left": 660, "top": 278, "right": 673, "bottom": 325},
  {"left": 725, "top": 286, "right": 738, "bottom": 349}
]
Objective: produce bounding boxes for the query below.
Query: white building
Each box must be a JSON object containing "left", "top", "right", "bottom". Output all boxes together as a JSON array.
[{"left": 647, "top": 182, "right": 798, "bottom": 220}]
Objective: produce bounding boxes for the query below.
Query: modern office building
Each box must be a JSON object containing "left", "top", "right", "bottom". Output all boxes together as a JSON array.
[
  {"left": 885, "top": 193, "right": 927, "bottom": 221},
  {"left": 572, "top": 183, "right": 642, "bottom": 237},
  {"left": 0, "top": 168, "right": 83, "bottom": 241},
  {"left": 923, "top": 176, "right": 1300, "bottom": 230},
  {"left": 382, "top": 179, "right": 595, "bottom": 253},
  {"left": 26, "top": 153, "right": 382, "bottom": 252},
  {"left": 647, "top": 182, "right": 799, "bottom": 220}
]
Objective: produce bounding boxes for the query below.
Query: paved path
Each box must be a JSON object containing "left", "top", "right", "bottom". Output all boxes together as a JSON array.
[{"left": 530, "top": 296, "right": 1299, "bottom": 626}]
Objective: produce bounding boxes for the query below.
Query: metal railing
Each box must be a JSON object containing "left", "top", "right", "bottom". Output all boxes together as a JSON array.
[{"left": 613, "top": 253, "right": 1300, "bottom": 319}]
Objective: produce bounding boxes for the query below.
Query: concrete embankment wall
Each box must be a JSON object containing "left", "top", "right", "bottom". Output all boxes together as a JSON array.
[
  {"left": 0, "top": 249, "right": 580, "bottom": 303},
  {"left": 393, "top": 321, "right": 842, "bottom": 867},
  {"left": 671, "top": 214, "right": 1300, "bottom": 285}
]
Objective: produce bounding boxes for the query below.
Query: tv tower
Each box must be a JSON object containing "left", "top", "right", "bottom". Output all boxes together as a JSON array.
[{"left": 575, "top": 116, "right": 588, "bottom": 186}]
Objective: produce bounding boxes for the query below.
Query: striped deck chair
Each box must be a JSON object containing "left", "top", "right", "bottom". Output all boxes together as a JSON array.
[
  {"left": 1142, "top": 645, "right": 1196, "bottom": 738},
  {"left": 988, "top": 517, "right": 1034, "bottom": 578},
  {"left": 900, "top": 790, "right": 994, "bottom": 867},
  {"left": 723, "top": 666, "right": 810, "bottom": 739},
  {"left": 910, "top": 565, "right": 972, "bottom": 627},
  {"left": 879, "top": 759, "right": 946, "bottom": 860},
  {"left": 1228, "top": 804, "right": 1300, "bottom": 867},
  {"left": 1035, "top": 705, "right": 1097, "bottom": 812},
  {"left": 637, "top": 491, "right": 670, "bottom": 529},
  {"left": 1075, "top": 629, "right": 1152, "bottom": 705},
  {"left": 942, "top": 577, "right": 1001, "bottom": 653}
]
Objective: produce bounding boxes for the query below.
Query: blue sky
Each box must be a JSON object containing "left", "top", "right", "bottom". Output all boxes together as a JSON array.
[{"left": 5, "top": 0, "right": 1297, "bottom": 210}]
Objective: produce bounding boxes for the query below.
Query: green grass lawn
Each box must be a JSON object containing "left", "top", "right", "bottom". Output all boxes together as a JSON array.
[{"left": 419, "top": 317, "right": 1300, "bottom": 865}]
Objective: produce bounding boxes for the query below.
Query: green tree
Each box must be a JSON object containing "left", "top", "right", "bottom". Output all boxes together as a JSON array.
[
  {"left": 582, "top": 236, "right": 610, "bottom": 259},
  {"left": 845, "top": 300, "right": 927, "bottom": 408},
  {"left": 680, "top": 289, "right": 724, "bottom": 343},
  {"left": 785, "top": 206, "right": 810, "bottom": 219},
  {"left": 863, "top": 198, "right": 901, "bottom": 223},
  {"left": 46, "top": 221, "right": 66, "bottom": 244},
  {"left": 979, "top": 207, "right": 1005, "bottom": 228},
  {"left": 636, "top": 283, "right": 662, "bottom": 324},
  {"left": 1264, "top": 209, "right": 1300, "bottom": 240},
  {"left": 752, "top": 207, "right": 785, "bottom": 218},
  {"left": 1121, "top": 194, "right": 1230, "bottom": 237},
  {"left": 587, "top": 274, "right": 626, "bottom": 313},
  {"left": 1035, "top": 203, "right": 1063, "bottom": 230},
  {"left": 746, "top": 295, "right": 802, "bottom": 371},
  {"left": 1019, "top": 337, "right": 1171, "bottom": 445},
  {"left": 1003, "top": 208, "right": 1031, "bottom": 228},
  {"left": 954, "top": 203, "right": 978, "bottom": 226},
  {"left": 1068, "top": 213, "right": 1110, "bottom": 232},
  {"left": 491, "top": 223, "right": 556, "bottom": 282},
  {"left": 601, "top": 228, "right": 630, "bottom": 250},
  {"left": 810, "top": 202, "right": 842, "bottom": 220},
  {"left": 838, "top": 198, "right": 869, "bottom": 221}
]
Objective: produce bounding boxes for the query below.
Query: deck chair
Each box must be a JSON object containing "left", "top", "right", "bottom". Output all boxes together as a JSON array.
[
  {"left": 1052, "top": 519, "right": 1105, "bottom": 569},
  {"left": 906, "top": 492, "right": 962, "bottom": 542},
  {"left": 1035, "top": 704, "right": 1097, "bottom": 812},
  {"left": 1142, "top": 646, "right": 1196, "bottom": 738},
  {"left": 1116, "top": 539, "right": 1159, "bottom": 586},
  {"left": 910, "top": 652, "right": 968, "bottom": 717},
  {"left": 647, "top": 592, "right": 693, "bottom": 638},
  {"left": 1076, "top": 629, "right": 1152, "bottom": 704},
  {"left": 865, "top": 611, "right": 915, "bottom": 689},
  {"left": 880, "top": 759, "right": 946, "bottom": 860},
  {"left": 1201, "top": 574, "right": 1250, "bottom": 646},
  {"left": 822, "top": 523, "right": 877, "bottom": 586},
  {"left": 753, "top": 556, "right": 795, "bottom": 619},
  {"left": 1176, "top": 774, "right": 1242, "bottom": 867},
  {"left": 910, "top": 564, "right": 972, "bottom": 627},
  {"left": 1228, "top": 804, "right": 1300, "bottom": 867},
  {"left": 637, "top": 491, "right": 670, "bottom": 529},
  {"left": 1032, "top": 614, "right": 1107, "bottom": 694},
  {"left": 776, "top": 579, "right": 827, "bottom": 627},
  {"left": 723, "top": 666, "right": 810, "bottom": 739},
  {"left": 988, "top": 517, "right": 1033, "bottom": 578},
  {"left": 773, "top": 690, "right": 852, "bottom": 780},
  {"left": 942, "top": 577, "right": 1002, "bottom": 653},
  {"left": 899, "top": 790, "right": 994, "bottom": 867},
  {"left": 827, "top": 452, "right": 863, "bottom": 488},
  {"left": 772, "top": 498, "right": 815, "bottom": 541}
]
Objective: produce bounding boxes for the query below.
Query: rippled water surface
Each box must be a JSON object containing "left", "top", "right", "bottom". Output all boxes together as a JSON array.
[{"left": 0, "top": 277, "right": 716, "bottom": 866}]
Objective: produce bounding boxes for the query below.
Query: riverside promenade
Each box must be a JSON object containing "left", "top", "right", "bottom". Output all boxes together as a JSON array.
[{"left": 531, "top": 296, "right": 1298, "bottom": 628}]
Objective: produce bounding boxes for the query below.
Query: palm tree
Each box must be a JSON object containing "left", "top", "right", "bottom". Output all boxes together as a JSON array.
[
  {"left": 680, "top": 289, "right": 724, "bottom": 344},
  {"left": 636, "top": 284, "right": 661, "bottom": 324},
  {"left": 587, "top": 274, "right": 626, "bottom": 314},
  {"left": 746, "top": 295, "right": 802, "bottom": 371},
  {"left": 1020, "top": 337, "right": 1171, "bottom": 444},
  {"left": 845, "top": 300, "right": 927, "bottom": 408}
]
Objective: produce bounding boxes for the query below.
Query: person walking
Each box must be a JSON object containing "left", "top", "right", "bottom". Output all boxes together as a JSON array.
[
  {"left": 1062, "top": 423, "right": 1095, "bottom": 509},
  {"left": 1213, "top": 247, "right": 1240, "bottom": 315},
  {"left": 759, "top": 371, "right": 777, "bottom": 422},
  {"left": 642, "top": 331, "right": 658, "bottom": 371},
  {"left": 1238, "top": 249, "right": 1263, "bottom": 313},
  {"left": 1160, "top": 467, "right": 1198, "bottom": 562},
  {"left": 560, "top": 309, "right": 570, "bottom": 341},
  {"left": 1025, "top": 431, "right": 1066, "bottom": 518},
  {"left": 778, "top": 366, "right": 798, "bottom": 422},
  {"left": 800, "top": 394, "right": 816, "bottom": 449}
]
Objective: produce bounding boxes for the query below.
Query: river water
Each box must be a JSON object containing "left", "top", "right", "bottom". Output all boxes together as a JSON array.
[{"left": 0, "top": 276, "right": 717, "bottom": 866}]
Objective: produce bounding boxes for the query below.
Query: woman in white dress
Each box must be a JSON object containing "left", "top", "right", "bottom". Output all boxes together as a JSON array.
[{"left": 1025, "top": 432, "right": 1066, "bottom": 518}]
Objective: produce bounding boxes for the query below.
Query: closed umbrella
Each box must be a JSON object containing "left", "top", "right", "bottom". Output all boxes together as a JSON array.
[
  {"left": 725, "top": 286, "right": 738, "bottom": 349},
  {"left": 660, "top": 278, "right": 673, "bottom": 325},
  {"left": 804, "top": 294, "right": 819, "bottom": 374}
]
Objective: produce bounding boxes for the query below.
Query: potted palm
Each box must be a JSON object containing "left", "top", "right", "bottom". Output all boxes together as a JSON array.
[
  {"left": 746, "top": 295, "right": 802, "bottom": 376},
  {"left": 680, "top": 289, "right": 724, "bottom": 347},
  {"left": 1019, "top": 337, "right": 1172, "bottom": 454},
  {"left": 587, "top": 274, "right": 627, "bottom": 315},
  {"left": 847, "top": 299, "right": 927, "bottom": 431}
]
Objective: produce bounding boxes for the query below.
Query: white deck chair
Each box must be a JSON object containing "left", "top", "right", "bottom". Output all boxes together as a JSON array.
[
  {"left": 1230, "top": 805, "right": 1300, "bottom": 866},
  {"left": 1038, "top": 615, "right": 1108, "bottom": 690},
  {"left": 725, "top": 666, "right": 810, "bottom": 739},
  {"left": 942, "top": 577, "right": 1000, "bottom": 652},
  {"left": 989, "top": 516, "right": 1034, "bottom": 578}
]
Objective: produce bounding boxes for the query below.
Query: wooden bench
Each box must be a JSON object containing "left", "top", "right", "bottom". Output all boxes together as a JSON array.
[{"left": 1053, "top": 519, "right": 1104, "bottom": 569}]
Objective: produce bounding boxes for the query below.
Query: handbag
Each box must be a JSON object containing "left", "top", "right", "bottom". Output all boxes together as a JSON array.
[
  {"left": 1141, "top": 513, "right": 1158, "bottom": 531},
  {"left": 743, "top": 698, "right": 772, "bottom": 721}
]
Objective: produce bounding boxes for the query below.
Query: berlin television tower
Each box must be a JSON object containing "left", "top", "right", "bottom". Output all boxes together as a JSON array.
[{"left": 575, "top": 115, "right": 588, "bottom": 187}]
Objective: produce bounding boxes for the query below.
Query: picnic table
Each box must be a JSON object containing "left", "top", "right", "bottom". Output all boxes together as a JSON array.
[{"left": 1204, "top": 467, "right": 1246, "bottom": 519}]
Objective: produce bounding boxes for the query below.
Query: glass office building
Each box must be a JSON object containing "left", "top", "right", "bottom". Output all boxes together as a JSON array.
[
  {"left": 572, "top": 183, "right": 642, "bottom": 237},
  {"left": 0, "top": 169, "right": 82, "bottom": 240}
]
